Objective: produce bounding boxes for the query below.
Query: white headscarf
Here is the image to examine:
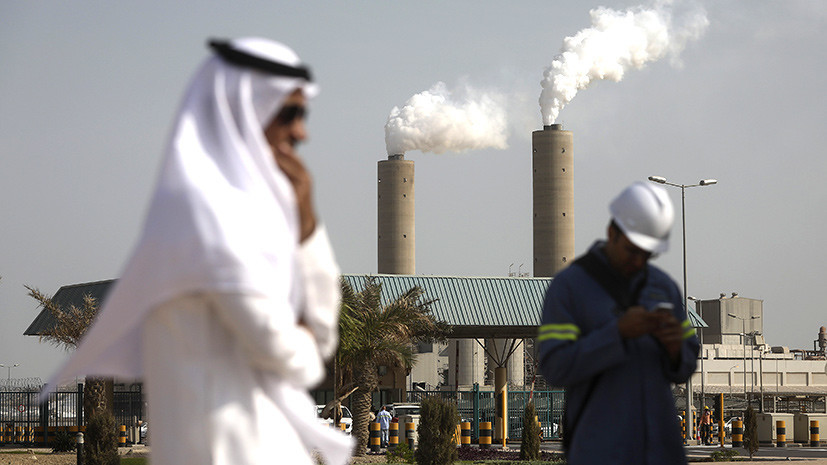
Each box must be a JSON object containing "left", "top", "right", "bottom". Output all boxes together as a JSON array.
[{"left": 45, "top": 37, "right": 320, "bottom": 383}]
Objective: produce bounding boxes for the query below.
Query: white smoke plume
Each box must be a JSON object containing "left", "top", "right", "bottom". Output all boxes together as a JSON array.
[
  {"left": 539, "top": 1, "right": 709, "bottom": 125},
  {"left": 385, "top": 82, "right": 508, "bottom": 155}
]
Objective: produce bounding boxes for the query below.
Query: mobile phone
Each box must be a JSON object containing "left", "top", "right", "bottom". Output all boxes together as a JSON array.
[
  {"left": 654, "top": 302, "right": 674, "bottom": 327},
  {"left": 654, "top": 302, "right": 674, "bottom": 313}
]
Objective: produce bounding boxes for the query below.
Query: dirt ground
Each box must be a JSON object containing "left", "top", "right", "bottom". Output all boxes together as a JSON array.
[
  {"left": 3, "top": 449, "right": 826, "bottom": 464},
  {"left": 0, "top": 448, "right": 148, "bottom": 465}
]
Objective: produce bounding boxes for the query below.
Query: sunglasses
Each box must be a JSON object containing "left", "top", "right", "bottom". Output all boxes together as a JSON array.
[{"left": 275, "top": 105, "right": 307, "bottom": 124}]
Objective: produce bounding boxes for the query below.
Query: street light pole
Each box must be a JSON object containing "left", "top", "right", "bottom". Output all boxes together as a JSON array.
[
  {"left": 757, "top": 334, "right": 764, "bottom": 413},
  {"left": 690, "top": 297, "right": 705, "bottom": 409},
  {"left": 0, "top": 363, "right": 20, "bottom": 381},
  {"left": 728, "top": 314, "right": 760, "bottom": 412},
  {"left": 649, "top": 175, "right": 717, "bottom": 442}
]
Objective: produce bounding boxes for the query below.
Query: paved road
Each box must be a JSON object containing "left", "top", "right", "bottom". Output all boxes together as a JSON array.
[
  {"left": 537, "top": 441, "right": 827, "bottom": 462},
  {"left": 686, "top": 444, "right": 827, "bottom": 462}
]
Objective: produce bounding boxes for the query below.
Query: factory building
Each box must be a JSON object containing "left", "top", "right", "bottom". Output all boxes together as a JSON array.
[{"left": 686, "top": 293, "right": 827, "bottom": 413}]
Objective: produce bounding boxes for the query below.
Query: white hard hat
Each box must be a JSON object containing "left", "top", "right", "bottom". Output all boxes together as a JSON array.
[{"left": 609, "top": 182, "right": 675, "bottom": 254}]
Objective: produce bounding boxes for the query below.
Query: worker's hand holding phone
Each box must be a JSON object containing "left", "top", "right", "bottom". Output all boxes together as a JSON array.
[{"left": 652, "top": 302, "right": 682, "bottom": 362}]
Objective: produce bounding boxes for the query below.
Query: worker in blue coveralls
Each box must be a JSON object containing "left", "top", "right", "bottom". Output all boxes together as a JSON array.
[
  {"left": 377, "top": 406, "right": 392, "bottom": 448},
  {"left": 538, "top": 182, "right": 700, "bottom": 465}
]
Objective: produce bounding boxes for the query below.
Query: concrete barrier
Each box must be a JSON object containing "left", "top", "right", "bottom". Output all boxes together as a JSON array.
[
  {"left": 405, "top": 422, "right": 416, "bottom": 449},
  {"left": 369, "top": 422, "right": 381, "bottom": 452},
  {"left": 389, "top": 422, "right": 399, "bottom": 451},
  {"left": 732, "top": 419, "right": 743, "bottom": 447},
  {"left": 479, "top": 421, "right": 492, "bottom": 449},
  {"left": 460, "top": 421, "right": 471, "bottom": 447},
  {"left": 776, "top": 420, "right": 786, "bottom": 447}
]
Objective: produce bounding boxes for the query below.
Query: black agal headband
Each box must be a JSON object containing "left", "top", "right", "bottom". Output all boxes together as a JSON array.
[{"left": 208, "top": 39, "right": 313, "bottom": 82}]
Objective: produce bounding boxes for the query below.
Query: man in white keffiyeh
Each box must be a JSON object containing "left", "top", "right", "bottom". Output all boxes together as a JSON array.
[{"left": 43, "top": 37, "right": 352, "bottom": 465}]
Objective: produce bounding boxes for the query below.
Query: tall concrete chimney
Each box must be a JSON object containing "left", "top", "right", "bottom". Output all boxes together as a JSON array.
[
  {"left": 378, "top": 154, "right": 415, "bottom": 274},
  {"left": 532, "top": 124, "right": 574, "bottom": 277}
]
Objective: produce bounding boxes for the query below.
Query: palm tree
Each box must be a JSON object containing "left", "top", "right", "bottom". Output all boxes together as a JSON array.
[
  {"left": 338, "top": 276, "right": 450, "bottom": 456},
  {"left": 27, "top": 286, "right": 120, "bottom": 465}
]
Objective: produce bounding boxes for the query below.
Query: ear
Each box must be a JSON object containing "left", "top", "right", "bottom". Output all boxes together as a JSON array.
[{"left": 607, "top": 223, "right": 617, "bottom": 242}]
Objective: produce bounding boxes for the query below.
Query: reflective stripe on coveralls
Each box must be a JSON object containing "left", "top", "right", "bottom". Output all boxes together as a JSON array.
[{"left": 537, "top": 323, "right": 580, "bottom": 342}]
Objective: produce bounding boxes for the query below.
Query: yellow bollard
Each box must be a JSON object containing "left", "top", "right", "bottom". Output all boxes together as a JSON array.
[
  {"left": 460, "top": 421, "right": 471, "bottom": 447},
  {"left": 405, "top": 422, "right": 416, "bottom": 449},
  {"left": 389, "top": 422, "right": 399, "bottom": 451},
  {"left": 776, "top": 420, "right": 786, "bottom": 447},
  {"left": 479, "top": 421, "right": 492, "bottom": 449},
  {"left": 369, "top": 422, "right": 381, "bottom": 452},
  {"left": 119, "top": 424, "right": 127, "bottom": 446},
  {"left": 811, "top": 420, "right": 820, "bottom": 448},
  {"left": 732, "top": 419, "right": 743, "bottom": 447}
]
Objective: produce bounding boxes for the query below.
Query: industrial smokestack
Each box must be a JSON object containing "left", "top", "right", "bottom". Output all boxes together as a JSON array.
[
  {"left": 378, "top": 154, "right": 415, "bottom": 274},
  {"left": 533, "top": 124, "right": 574, "bottom": 277}
]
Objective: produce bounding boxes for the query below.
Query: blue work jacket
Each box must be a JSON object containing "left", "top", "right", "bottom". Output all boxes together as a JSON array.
[{"left": 538, "top": 242, "right": 700, "bottom": 465}]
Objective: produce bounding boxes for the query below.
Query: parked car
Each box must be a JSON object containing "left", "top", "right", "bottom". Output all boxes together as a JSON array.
[
  {"left": 386, "top": 403, "right": 421, "bottom": 426},
  {"left": 316, "top": 405, "right": 353, "bottom": 434},
  {"left": 709, "top": 417, "right": 739, "bottom": 437}
]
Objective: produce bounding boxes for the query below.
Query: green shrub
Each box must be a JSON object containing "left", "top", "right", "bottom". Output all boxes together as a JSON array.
[
  {"left": 386, "top": 441, "right": 415, "bottom": 464},
  {"left": 51, "top": 430, "right": 76, "bottom": 452},
  {"left": 520, "top": 402, "right": 541, "bottom": 461},
  {"left": 710, "top": 449, "right": 739, "bottom": 462},
  {"left": 415, "top": 396, "right": 460, "bottom": 465},
  {"left": 84, "top": 411, "right": 120, "bottom": 465},
  {"left": 744, "top": 405, "right": 758, "bottom": 459}
]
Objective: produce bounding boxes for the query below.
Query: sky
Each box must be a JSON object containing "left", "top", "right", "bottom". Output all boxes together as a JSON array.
[{"left": 1, "top": 0, "right": 826, "bottom": 382}]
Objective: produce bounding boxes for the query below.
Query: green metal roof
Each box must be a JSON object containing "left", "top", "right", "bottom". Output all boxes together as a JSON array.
[
  {"left": 25, "top": 275, "right": 706, "bottom": 339},
  {"left": 24, "top": 279, "right": 115, "bottom": 336},
  {"left": 342, "top": 274, "right": 550, "bottom": 338}
]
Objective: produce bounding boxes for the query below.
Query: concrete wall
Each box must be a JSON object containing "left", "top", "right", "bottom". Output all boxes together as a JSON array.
[
  {"left": 698, "top": 297, "right": 764, "bottom": 345},
  {"left": 692, "top": 354, "right": 827, "bottom": 398},
  {"left": 409, "top": 342, "right": 448, "bottom": 389},
  {"left": 447, "top": 339, "right": 485, "bottom": 388}
]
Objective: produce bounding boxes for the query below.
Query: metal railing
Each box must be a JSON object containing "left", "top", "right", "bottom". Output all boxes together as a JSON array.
[
  {"left": 404, "top": 387, "right": 565, "bottom": 441},
  {"left": 0, "top": 384, "right": 144, "bottom": 446}
]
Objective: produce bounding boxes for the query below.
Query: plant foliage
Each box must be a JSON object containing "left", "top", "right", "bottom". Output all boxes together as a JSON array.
[
  {"left": 710, "top": 448, "right": 739, "bottom": 462},
  {"left": 51, "top": 430, "right": 76, "bottom": 452},
  {"left": 27, "top": 286, "right": 119, "bottom": 465},
  {"left": 744, "top": 405, "right": 759, "bottom": 459},
  {"left": 84, "top": 405, "right": 120, "bottom": 465},
  {"left": 386, "top": 441, "right": 416, "bottom": 464},
  {"left": 520, "top": 402, "right": 541, "bottom": 461},
  {"left": 338, "top": 277, "right": 451, "bottom": 456},
  {"left": 415, "top": 396, "right": 460, "bottom": 465}
]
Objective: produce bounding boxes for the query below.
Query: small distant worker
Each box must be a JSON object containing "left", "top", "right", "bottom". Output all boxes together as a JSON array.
[
  {"left": 538, "top": 182, "right": 700, "bottom": 465},
  {"left": 700, "top": 407, "right": 712, "bottom": 445},
  {"left": 42, "top": 37, "right": 352, "bottom": 465},
  {"left": 377, "top": 406, "right": 392, "bottom": 447}
]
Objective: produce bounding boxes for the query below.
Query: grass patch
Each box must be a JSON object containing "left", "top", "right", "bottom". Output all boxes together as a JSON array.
[{"left": 120, "top": 457, "right": 148, "bottom": 465}]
